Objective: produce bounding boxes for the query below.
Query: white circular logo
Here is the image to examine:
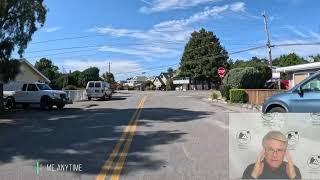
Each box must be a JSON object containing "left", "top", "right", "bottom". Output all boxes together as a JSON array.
[
  {"left": 237, "top": 130, "right": 251, "bottom": 144},
  {"left": 308, "top": 155, "right": 320, "bottom": 169},
  {"left": 286, "top": 131, "right": 299, "bottom": 146}
]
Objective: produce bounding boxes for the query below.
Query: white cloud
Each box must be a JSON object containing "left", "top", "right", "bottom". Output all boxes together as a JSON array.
[
  {"left": 230, "top": 2, "right": 245, "bottom": 12},
  {"left": 285, "top": 25, "right": 308, "bottom": 38},
  {"left": 140, "top": 0, "right": 221, "bottom": 13},
  {"left": 44, "top": 27, "right": 63, "bottom": 33},
  {"left": 59, "top": 59, "right": 144, "bottom": 79},
  {"left": 90, "top": 2, "right": 246, "bottom": 61},
  {"left": 310, "top": 31, "right": 320, "bottom": 40}
]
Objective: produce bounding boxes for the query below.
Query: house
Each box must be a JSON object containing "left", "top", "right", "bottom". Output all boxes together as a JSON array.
[
  {"left": 3, "top": 59, "right": 50, "bottom": 91},
  {"left": 275, "top": 62, "right": 320, "bottom": 89},
  {"left": 152, "top": 72, "right": 174, "bottom": 90},
  {"left": 153, "top": 76, "right": 165, "bottom": 90},
  {"left": 124, "top": 76, "right": 148, "bottom": 87}
]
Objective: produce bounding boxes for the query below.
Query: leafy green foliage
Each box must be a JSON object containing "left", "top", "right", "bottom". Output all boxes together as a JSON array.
[
  {"left": 230, "top": 89, "right": 247, "bottom": 103},
  {"left": 180, "top": 28, "right": 229, "bottom": 84},
  {"left": 166, "top": 79, "right": 174, "bottom": 91},
  {"left": 102, "top": 72, "right": 115, "bottom": 84},
  {"left": 230, "top": 57, "right": 271, "bottom": 84},
  {"left": 78, "top": 67, "right": 100, "bottom": 87},
  {"left": 143, "top": 80, "right": 154, "bottom": 89},
  {"left": 0, "top": 59, "right": 20, "bottom": 83},
  {"left": 219, "top": 85, "right": 231, "bottom": 100},
  {"left": 35, "top": 58, "right": 61, "bottom": 89},
  {"left": 0, "top": 0, "right": 47, "bottom": 60},
  {"left": 272, "top": 53, "right": 307, "bottom": 67},
  {"left": 223, "top": 67, "right": 265, "bottom": 89},
  {"left": 310, "top": 54, "right": 320, "bottom": 62}
]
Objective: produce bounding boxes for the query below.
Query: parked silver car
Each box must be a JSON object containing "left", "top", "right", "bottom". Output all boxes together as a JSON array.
[{"left": 86, "top": 81, "right": 112, "bottom": 101}]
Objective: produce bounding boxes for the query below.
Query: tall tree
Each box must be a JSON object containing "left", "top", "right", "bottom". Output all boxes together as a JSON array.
[
  {"left": 272, "top": 53, "right": 307, "bottom": 67},
  {"left": 310, "top": 54, "right": 320, "bottom": 62},
  {"left": 179, "top": 28, "right": 229, "bottom": 89},
  {"left": 78, "top": 67, "right": 100, "bottom": 87},
  {"left": 167, "top": 67, "right": 174, "bottom": 74},
  {"left": 102, "top": 72, "right": 115, "bottom": 84},
  {"left": 35, "top": 58, "right": 61, "bottom": 89},
  {"left": 0, "top": 0, "right": 47, "bottom": 109}
]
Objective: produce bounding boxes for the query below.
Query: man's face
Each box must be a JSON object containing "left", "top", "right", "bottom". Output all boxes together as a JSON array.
[{"left": 264, "top": 139, "right": 287, "bottom": 169}]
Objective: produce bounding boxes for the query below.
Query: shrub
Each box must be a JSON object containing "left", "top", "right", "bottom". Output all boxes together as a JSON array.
[
  {"left": 230, "top": 89, "right": 247, "bottom": 103},
  {"left": 219, "top": 85, "right": 231, "bottom": 100},
  {"left": 63, "top": 85, "right": 78, "bottom": 90},
  {"left": 223, "top": 67, "right": 265, "bottom": 89},
  {"left": 210, "top": 91, "right": 219, "bottom": 100}
]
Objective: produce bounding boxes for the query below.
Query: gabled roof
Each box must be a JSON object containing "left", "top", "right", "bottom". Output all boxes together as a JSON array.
[
  {"left": 276, "top": 62, "right": 320, "bottom": 73},
  {"left": 153, "top": 76, "right": 165, "bottom": 85},
  {"left": 20, "top": 59, "right": 51, "bottom": 83}
]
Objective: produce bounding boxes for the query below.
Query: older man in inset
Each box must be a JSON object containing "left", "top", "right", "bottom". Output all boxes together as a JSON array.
[{"left": 242, "top": 131, "right": 301, "bottom": 179}]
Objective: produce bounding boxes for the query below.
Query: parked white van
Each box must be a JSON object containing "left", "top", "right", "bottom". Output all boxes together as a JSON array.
[{"left": 86, "top": 81, "right": 112, "bottom": 100}]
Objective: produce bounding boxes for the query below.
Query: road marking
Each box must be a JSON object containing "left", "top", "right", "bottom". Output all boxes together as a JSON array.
[
  {"left": 96, "top": 96, "right": 147, "bottom": 180},
  {"left": 110, "top": 98, "right": 145, "bottom": 180}
]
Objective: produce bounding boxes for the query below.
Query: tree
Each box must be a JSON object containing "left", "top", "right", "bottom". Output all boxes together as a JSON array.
[
  {"left": 0, "top": 0, "right": 47, "bottom": 109},
  {"left": 167, "top": 67, "right": 174, "bottom": 74},
  {"left": 231, "top": 57, "right": 272, "bottom": 84},
  {"left": 102, "top": 72, "right": 115, "bottom": 84},
  {"left": 35, "top": 58, "right": 61, "bottom": 88},
  {"left": 179, "top": 28, "right": 229, "bottom": 89},
  {"left": 166, "top": 79, "right": 174, "bottom": 91},
  {"left": 78, "top": 67, "right": 100, "bottom": 87},
  {"left": 272, "top": 53, "right": 307, "bottom": 67},
  {"left": 68, "top": 70, "right": 81, "bottom": 87},
  {"left": 310, "top": 54, "right": 320, "bottom": 62}
]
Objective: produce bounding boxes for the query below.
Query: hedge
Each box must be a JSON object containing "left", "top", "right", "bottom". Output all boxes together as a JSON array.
[
  {"left": 230, "top": 89, "right": 247, "bottom": 103},
  {"left": 223, "top": 67, "right": 266, "bottom": 89},
  {"left": 219, "top": 85, "right": 231, "bottom": 100}
]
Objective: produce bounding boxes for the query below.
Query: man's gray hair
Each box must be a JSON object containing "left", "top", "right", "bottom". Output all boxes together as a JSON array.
[{"left": 262, "top": 131, "right": 288, "bottom": 147}]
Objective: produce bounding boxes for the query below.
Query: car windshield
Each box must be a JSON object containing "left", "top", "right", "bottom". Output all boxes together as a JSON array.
[{"left": 36, "top": 84, "right": 52, "bottom": 90}]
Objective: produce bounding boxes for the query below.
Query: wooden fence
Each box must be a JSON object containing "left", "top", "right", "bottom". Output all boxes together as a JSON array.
[{"left": 244, "top": 89, "right": 284, "bottom": 105}]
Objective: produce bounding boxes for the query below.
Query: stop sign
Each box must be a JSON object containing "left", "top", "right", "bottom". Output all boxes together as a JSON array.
[{"left": 218, "top": 67, "right": 226, "bottom": 77}]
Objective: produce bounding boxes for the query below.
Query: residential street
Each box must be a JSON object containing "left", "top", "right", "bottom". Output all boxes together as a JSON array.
[{"left": 0, "top": 91, "right": 253, "bottom": 180}]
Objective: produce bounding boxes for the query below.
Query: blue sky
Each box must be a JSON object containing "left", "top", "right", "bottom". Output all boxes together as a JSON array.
[{"left": 16, "top": 0, "right": 320, "bottom": 80}]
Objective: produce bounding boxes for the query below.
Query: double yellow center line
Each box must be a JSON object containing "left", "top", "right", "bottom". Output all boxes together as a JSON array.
[{"left": 96, "top": 96, "right": 148, "bottom": 180}]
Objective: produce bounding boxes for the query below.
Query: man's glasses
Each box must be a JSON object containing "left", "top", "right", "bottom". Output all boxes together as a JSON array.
[{"left": 265, "top": 147, "right": 285, "bottom": 155}]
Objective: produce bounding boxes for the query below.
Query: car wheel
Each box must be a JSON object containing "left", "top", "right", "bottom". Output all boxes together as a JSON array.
[
  {"left": 57, "top": 103, "right": 65, "bottom": 110},
  {"left": 269, "top": 107, "right": 286, "bottom": 113},
  {"left": 5, "top": 97, "right": 15, "bottom": 110},
  {"left": 40, "top": 96, "right": 53, "bottom": 110}
]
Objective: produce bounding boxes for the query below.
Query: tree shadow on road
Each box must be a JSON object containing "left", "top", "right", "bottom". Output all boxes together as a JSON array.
[{"left": 0, "top": 106, "right": 211, "bottom": 176}]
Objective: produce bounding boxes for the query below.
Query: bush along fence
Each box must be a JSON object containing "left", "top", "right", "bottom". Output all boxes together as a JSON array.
[{"left": 219, "top": 88, "right": 283, "bottom": 105}]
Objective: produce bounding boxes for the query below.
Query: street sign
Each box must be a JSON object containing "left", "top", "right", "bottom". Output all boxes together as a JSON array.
[{"left": 218, "top": 67, "right": 226, "bottom": 77}]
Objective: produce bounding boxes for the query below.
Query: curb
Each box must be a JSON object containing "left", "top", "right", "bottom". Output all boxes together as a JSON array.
[{"left": 207, "top": 98, "right": 261, "bottom": 112}]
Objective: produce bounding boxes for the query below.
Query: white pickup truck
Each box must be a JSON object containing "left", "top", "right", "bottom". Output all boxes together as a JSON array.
[{"left": 4, "top": 82, "right": 70, "bottom": 110}]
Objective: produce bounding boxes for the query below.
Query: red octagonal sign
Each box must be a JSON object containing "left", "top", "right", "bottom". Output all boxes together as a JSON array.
[{"left": 218, "top": 67, "right": 226, "bottom": 77}]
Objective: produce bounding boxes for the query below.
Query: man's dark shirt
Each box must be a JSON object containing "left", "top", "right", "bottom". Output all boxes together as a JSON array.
[{"left": 242, "top": 161, "right": 301, "bottom": 179}]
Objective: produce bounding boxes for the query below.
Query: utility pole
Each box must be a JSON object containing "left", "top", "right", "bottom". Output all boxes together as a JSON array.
[
  {"left": 108, "top": 62, "right": 111, "bottom": 73},
  {"left": 262, "top": 11, "right": 273, "bottom": 67}
]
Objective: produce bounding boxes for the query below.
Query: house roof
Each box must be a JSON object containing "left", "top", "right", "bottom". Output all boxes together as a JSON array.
[
  {"left": 276, "top": 62, "right": 320, "bottom": 73},
  {"left": 153, "top": 76, "right": 165, "bottom": 85},
  {"left": 20, "top": 59, "right": 51, "bottom": 83}
]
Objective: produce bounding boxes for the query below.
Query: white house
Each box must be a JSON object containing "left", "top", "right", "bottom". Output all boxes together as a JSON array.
[
  {"left": 276, "top": 62, "right": 320, "bottom": 89},
  {"left": 3, "top": 59, "right": 50, "bottom": 91}
]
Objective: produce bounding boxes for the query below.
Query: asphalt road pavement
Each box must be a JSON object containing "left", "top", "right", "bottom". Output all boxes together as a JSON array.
[{"left": 0, "top": 91, "right": 253, "bottom": 180}]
